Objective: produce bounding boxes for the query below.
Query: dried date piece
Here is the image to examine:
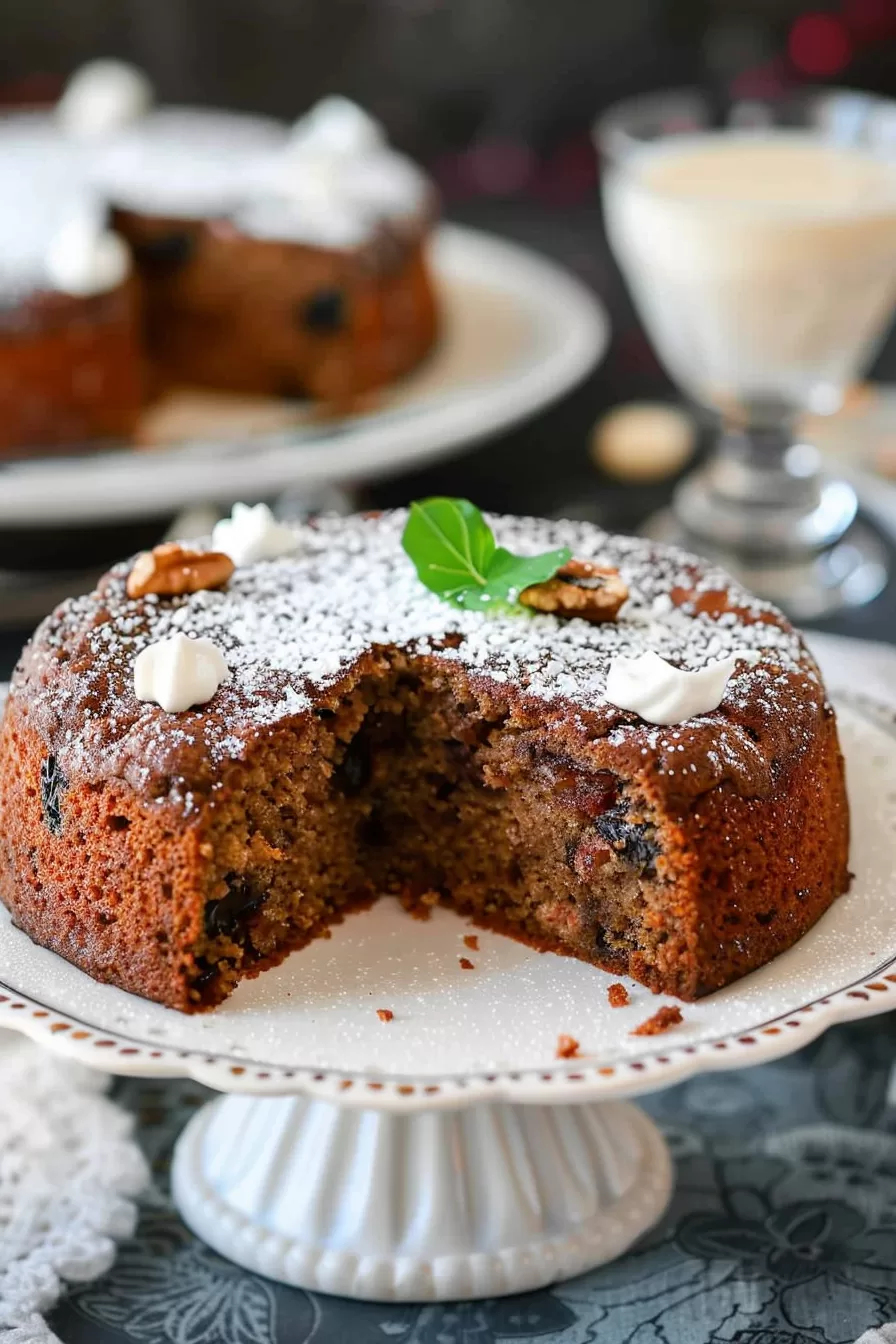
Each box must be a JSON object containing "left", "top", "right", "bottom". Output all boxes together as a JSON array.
[
  {"left": 594, "top": 807, "right": 660, "bottom": 874},
  {"left": 569, "top": 834, "right": 614, "bottom": 881},
  {"left": 299, "top": 288, "right": 346, "bottom": 333},
  {"left": 519, "top": 560, "right": 628, "bottom": 623},
  {"left": 204, "top": 875, "right": 267, "bottom": 943},
  {"left": 40, "top": 755, "right": 67, "bottom": 836},
  {"left": 133, "top": 230, "right": 196, "bottom": 271},
  {"left": 127, "top": 543, "right": 235, "bottom": 599}
]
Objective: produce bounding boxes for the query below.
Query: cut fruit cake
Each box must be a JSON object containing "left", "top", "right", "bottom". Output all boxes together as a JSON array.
[{"left": 0, "top": 502, "right": 849, "bottom": 1011}]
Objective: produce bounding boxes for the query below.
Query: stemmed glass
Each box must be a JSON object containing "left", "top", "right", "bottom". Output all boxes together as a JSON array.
[{"left": 595, "top": 88, "right": 896, "bottom": 618}]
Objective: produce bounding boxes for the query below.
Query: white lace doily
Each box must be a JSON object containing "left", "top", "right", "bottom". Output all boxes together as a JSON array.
[{"left": 0, "top": 1032, "right": 148, "bottom": 1344}]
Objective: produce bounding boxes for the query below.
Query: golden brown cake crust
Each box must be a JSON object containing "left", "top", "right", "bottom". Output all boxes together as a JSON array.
[
  {"left": 0, "top": 512, "right": 850, "bottom": 1009},
  {"left": 117, "top": 213, "right": 439, "bottom": 404},
  {"left": 0, "top": 280, "right": 143, "bottom": 457}
]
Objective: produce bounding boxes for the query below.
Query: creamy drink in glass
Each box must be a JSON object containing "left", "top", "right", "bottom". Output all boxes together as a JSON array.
[
  {"left": 596, "top": 90, "right": 896, "bottom": 617},
  {"left": 603, "top": 131, "right": 896, "bottom": 417}
]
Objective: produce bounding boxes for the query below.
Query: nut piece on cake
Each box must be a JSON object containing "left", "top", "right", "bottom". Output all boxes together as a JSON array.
[
  {"left": 127, "top": 543, "right": 235, "bottom": 599},
  {"left": 520, "top": 559, "right": 628, "bottom": 622}
]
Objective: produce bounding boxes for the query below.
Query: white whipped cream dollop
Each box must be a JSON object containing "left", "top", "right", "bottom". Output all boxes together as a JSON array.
[
  {"left": 57, "top": 60, "right": 153, "bottom": 139},
  {"left": 211, "top": 503, "right": 298, "bottom": 566},
  {"left": 242, "top": 96, "right": 427, "bottom": 247},
  {"left": 90, "top": 108, "right": 287, "bottom": 219},
  {"left": 286, "top": 95, "right": 386, "bottom": 161},
  {"left": 605, "top": 650, "right": 740, "bottom": 726},
  {"left": 44, "top": 210, "right": 130, "bottom": 296},
  {"left": 236, "top": 190, "right": 369, "bottom": 249},
  {"left": 134, "top": 634, "right": 228, "bottom": 713}
]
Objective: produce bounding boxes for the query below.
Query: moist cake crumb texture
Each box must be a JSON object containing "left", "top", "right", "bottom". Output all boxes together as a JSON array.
[
  {"left": 608, "top": 982, "right": 630, "bottom": 1008},
  {"left": 632, "top": 1004, "right": 685, "bottom": 1036},
  {"left": 0, "top": 510, "right": 850, "bottom": 1011}
]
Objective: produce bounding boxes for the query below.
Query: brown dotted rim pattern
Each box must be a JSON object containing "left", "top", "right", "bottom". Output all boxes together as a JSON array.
[
  {"left": 1, "top": 956, "right": 895, "bottom": 1109},
  {"left": 0, "top": 690, "right": 893, "bottom": 1111}
]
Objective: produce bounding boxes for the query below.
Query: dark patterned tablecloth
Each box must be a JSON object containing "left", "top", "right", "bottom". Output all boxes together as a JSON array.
[{"left": 46, "top": 1016, "right": 896, "bottom": 1344}]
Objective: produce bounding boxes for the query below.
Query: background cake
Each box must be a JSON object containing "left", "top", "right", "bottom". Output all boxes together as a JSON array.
[
  {"left": 0, "top": 509, "right": 849, "bottom": 1011},
  {"left": 98, "top": 99, "right": 438, "bottom": 404},
  {"left": 0, "top": 109, "right": 142, "bottom": 454},
  {"left": 0, "top": 63, "right": 440, "bottom": 456}
]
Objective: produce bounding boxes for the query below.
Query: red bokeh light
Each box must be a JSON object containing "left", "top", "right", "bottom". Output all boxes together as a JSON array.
[
  {"left": 466, "top": 139, "right": 535, "bottom": 196},
  {"left": 730, "top": 58, "right": 788, "bottom": 101},
  {"left": 842, "top": 0, "right": 896, "bottom": 42},
  {"left": 788, "top": 12, "right": 853, "bottom": 76}
]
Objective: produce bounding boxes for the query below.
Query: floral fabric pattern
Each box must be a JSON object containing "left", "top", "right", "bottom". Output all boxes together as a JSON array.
[{"left": 47, "top": 1019, "right": 896, "bottom": 1344}]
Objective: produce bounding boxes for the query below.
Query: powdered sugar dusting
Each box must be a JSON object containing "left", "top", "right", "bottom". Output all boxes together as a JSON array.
[{"left": 14, "top": 511, "right": 817, "bottom": 802}]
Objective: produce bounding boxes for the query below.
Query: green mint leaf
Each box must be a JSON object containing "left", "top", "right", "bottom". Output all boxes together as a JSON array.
[
  {"left": 401, "top": 497, "right": 496, "bottom": 600},
  {"left": 402, "top": 498, "right": 571, "bottom": 610},
  {"left": 484, "top": 546, "right": 573, "bottom": 601}
]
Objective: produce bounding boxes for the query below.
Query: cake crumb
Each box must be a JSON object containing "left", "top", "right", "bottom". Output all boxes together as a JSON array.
[
  {"left": 608, "top": 983, "right": 629, "bottom": 1008},
  {"left": 376, "top": 1008, "right": 394, "bottom": 1023},
  {"left": 399, "top": 888, "right": 441, "bottom": 921},
  {"left": 459, "top": 957, "right": 475, "bottom": 970},
  {"left": 556, "top": 1034, "right": 581, "bottom": 1059},
  {"left": 631, "top": 1005, "right": 683, "bottom": 1036},
  {"left": 463, "top": 934, "right": 479, "bottom": 951}
]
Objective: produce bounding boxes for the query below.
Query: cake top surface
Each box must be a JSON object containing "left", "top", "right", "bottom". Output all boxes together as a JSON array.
[
  {"left": 234, "top": 148, "right": 431, "bottom": 249},
  {"left": 0, "top": 112, "right": 95, "bottom": 298},
  {"left": 89, "top": 106, "right": 289, "bottom": 217},
  {"left": 234, "top": 98, "right": 432, "bottom": 247},
  {"left": 14, "top": 511, "right": 823, "bottom": 809},
  {"left": 0, "top": 86, "right": 433, "bottom": 299}
]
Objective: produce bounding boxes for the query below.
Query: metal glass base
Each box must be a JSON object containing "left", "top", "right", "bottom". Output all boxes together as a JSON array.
[{"left": 644, "top": 507, "right": 888, "bottom": 621}]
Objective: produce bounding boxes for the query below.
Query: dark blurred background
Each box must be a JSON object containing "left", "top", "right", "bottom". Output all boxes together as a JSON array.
[{"left": 2, "top": 0, "right": 896, "bottom": 669}]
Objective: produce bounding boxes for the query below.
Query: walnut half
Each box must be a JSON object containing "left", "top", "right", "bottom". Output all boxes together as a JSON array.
[
  {"left": 126, "top": 543, "right": 235, "bottom": 599},
  {"left": 520, "top": 559, "right": 628, "bottom": 623}
]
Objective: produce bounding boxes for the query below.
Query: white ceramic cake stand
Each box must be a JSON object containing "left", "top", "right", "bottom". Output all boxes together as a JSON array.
[{"left": 1, "top": 696, "right": 896, "bottom": 1303}]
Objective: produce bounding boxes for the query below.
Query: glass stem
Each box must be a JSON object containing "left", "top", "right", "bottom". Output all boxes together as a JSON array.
[{"left": 674, "top": 412, "right": 857, "bottom": 558}]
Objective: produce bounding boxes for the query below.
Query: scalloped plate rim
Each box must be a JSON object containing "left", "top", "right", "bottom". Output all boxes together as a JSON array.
[{"left": 0, "top": 690, "right": 893, "bottom": 1111}]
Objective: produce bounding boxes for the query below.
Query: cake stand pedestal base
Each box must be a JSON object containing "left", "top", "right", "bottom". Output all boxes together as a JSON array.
[{"left": 171, "top": 1093, "right": 672, "bottom": 1302}]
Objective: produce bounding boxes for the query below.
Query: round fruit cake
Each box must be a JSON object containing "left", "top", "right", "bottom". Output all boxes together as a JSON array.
[
  {"left": 94, "top": 102, "right": 438, "bottom": 404},
  {"left": 0, "top": 509, "right": 849, "bottom": 1011},
  {"left": 0, "top": 62, "right": 439, "bottom": 456}
]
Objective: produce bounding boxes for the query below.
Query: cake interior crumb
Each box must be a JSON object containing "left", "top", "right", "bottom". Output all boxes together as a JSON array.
[
  {"left": 608, "top": 982, "right": 630, "bottom": 1007},
  {"left": 376, "top": 1008, "right": 394, "bottom": 1022},
  {"left": 399, "top": 887, "right": 440, "bottom": 921},
  {"left": 170, "top": 654, "right": 669, "bottom": 1009}
]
